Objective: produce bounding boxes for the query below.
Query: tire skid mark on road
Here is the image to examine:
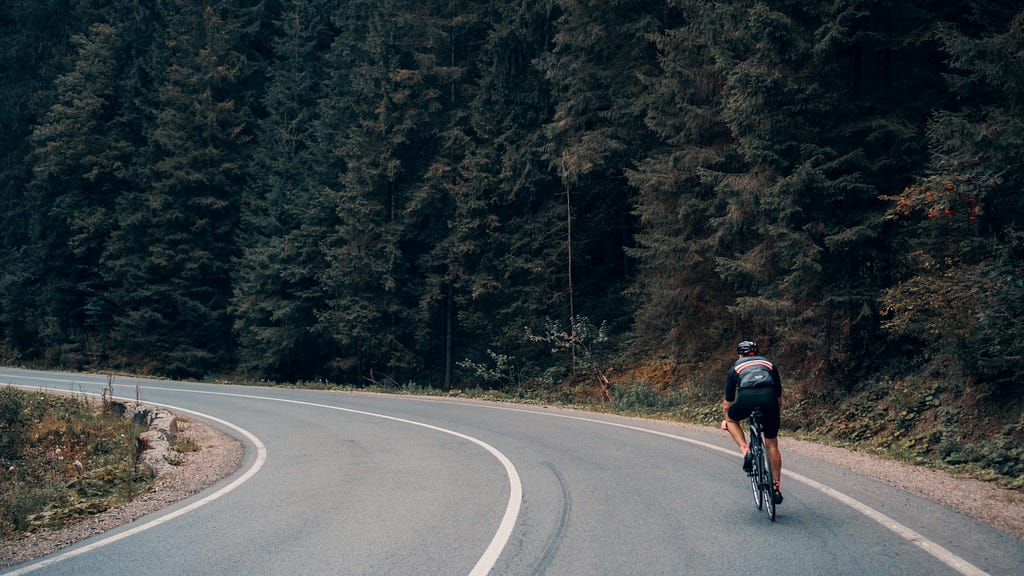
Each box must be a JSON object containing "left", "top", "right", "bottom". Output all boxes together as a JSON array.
[
  {"left": 414, "top": 398, "right": 992, "bottom": 576},
  {"left": 532, "top": 461, "right": 571, "bottom": 575}
]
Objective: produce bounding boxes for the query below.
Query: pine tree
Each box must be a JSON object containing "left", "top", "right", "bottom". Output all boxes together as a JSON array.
[
  {"left": 540, "top": 0, "right": 665, "bottom": 323},
  {"left": 399, "top": 0, "right": 492, "bottom": 387},
  {"left": 231, "top": 0, "right": 334, "bottom": 381},
  {"left": 101, "top": 0, "right": 258, "bottom": 377},
  {"left": 415, "top": 0, "right": 565, "bottom": 389},
  {"left": 628, "top": 0, "right": 958, "bottom": 385},
  {"left": 628, "top": 0, "right": 739, "bottom": 359},
  {"left": 706, "top": 1, "right": 848, "bottom": 366},
  {"left": 881, "top": 5, "right": 1024, "bottom": 387},
  {"left": 525, "top": 0, "right": 668, "bottom": 386},
  {"left": 315, "top": 0, "right": 445, "bottom": 383},
  {"left": 26, "top": 22, "right": 130, "bottom": 366},
  {"left": 0, "top": 0, "right": 89, "bottom": 360},
  {"left": 682, "top": 2, "right": 942, "bottom": 378}
]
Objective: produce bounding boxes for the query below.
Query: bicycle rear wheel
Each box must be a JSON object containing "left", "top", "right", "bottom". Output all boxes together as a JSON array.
[{"left": 760, "top": 448, "right": 776, "bottom": 521}]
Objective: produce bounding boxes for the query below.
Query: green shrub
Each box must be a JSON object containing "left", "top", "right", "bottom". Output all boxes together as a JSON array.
[
  {"left": 1, "top": 482, "right": 65, "bottom": 535},
  {"left": 0, "top": 387, "right": 152, "bottom": 540},
  {"left": 611, "top": 380, "right": 683, "bottom": 413},
  {"left": 0, "top": 387, "right": 29, "bottom": 460}
]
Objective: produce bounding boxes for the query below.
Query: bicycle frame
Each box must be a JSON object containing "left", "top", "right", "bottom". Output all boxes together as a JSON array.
[{"left": 748, "top": 409, "right": 777, "bottom": 521}]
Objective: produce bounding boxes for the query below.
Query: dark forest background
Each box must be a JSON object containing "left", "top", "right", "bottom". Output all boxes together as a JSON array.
[{"left": 2, "top": 0, "right": 1022, "bottom": 460}]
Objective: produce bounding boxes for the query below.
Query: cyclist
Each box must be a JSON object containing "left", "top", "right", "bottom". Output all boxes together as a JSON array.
[{"left": 722, "top": 340, "right": 784, "bottom": 504}]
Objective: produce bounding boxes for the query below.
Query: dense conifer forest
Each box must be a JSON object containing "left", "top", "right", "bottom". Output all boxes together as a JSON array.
[{"left": 2, "top": 1, "right": 1023, "bottom": 479}]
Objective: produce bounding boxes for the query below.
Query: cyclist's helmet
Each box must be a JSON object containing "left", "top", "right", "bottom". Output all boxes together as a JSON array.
[{"left": 736, "top": 340, "right": 759, "bottom": 356}]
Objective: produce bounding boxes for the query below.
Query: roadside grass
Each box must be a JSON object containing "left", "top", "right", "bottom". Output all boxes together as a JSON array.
[{"left": 0, "top": 387, "right": 154, "bottom": 541}]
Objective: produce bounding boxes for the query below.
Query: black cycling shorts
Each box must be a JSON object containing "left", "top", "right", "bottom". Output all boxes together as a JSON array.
[{"left": 727, "top": 388, "right": 780, "bottom": 439}]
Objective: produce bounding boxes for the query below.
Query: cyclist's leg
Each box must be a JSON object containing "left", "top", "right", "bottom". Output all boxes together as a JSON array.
[
  {"left": 761, "top": 396, "right": 783, "bottom": 498},
  {"left": 764, "top": 437, "right": 782, "bottom": 487},
  {"left": 724, "top": 419, "right": 746, "bottom": 451},
  {"left": 725, "top": 398, "right": 751, "bottom": 451}
]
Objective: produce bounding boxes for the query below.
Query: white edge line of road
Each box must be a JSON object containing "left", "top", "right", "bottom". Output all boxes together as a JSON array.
[
  {"left": 1, "top": 374, "right": 989, "bottom": 576},
  {"left": 2, "top": 383, "right": 268, "bottom": 576},
  {"left": 139, "top": 388, "right": 524, "bottom": 576},
  {"left": 416, "top": 397, "right": 992, "bottom": 576},
  {"left": 1, "top": 378, "right": 521, "bottom": 576}
]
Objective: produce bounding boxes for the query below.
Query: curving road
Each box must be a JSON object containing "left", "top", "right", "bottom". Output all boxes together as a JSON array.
[{"left": 1, "top": 367, "right": 1022, "bottom": 576}]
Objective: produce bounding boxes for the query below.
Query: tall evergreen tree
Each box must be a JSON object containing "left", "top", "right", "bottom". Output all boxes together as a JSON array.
[
  {"left": 416, "top": 0, "right": 561, "bottom": 388},
  {"left": 232, "top": 0, "right": 334, "bottom": 381},
  {"left": 101, "top": 0, "right": 258, "bottom": 377},
  {"left": 25, "top": 22, "right": 131, "bottom": 366},
  {"left": 400, "top": 0, "right": 491, "bottom": 387},
  {"left": 0, "top": 0, "right": 86, "bottom": 360},
  {"left": 881, "top": 5, "right": 1024, "bottom": 387},
  {"left": 315, "top": 0, "right": 444, "bottom": 383},
  {"left": 628, "top": 0, "right": 739, "bottom": 359},
  {"left": 632, "top": 1, "right": 947, "bottom": 383},
  {"left": 539, "top": 0, "right": 666, "bottom": 333},
  {"left": 706, "top": 1, "right": 861, "bottom": 372}
]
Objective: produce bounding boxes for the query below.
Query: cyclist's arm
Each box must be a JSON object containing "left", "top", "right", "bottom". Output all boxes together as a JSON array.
[
  {"left": 723, "top": 370, "right": 738, "bottom": 428},
  {"left": 724, "top": 368, "right": 738, "bottom": 402}
]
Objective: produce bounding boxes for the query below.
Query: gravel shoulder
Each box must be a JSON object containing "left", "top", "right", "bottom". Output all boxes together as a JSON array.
[
  {"left": 1, "top": 409, "right": 1020, "bottom": 569},
  {"left": 0, "top": 415, "right": 243, "bottom": 569},
  {"left": 781, "top": 435, "right": 1024, "bottom": 540}
]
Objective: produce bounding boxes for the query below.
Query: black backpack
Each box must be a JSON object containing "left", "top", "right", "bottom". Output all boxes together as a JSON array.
[{"left": 735, "top": 357, "right": 773, "bottom": 389}]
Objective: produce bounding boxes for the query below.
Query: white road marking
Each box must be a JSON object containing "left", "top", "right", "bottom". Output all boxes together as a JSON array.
[
  {"left": 788, "top": 472, "right": 989, "bottom": 576},
  {"left": 4, "top": 372, "right": 991, "bottom": 576},
  {"left": 426, "top": 399, "right": 991, "bottom": 576},
  {"left": 3, "top": 385, "right": 267, "bottom": 576},
  {"left": 139, "top": 387, "right": 524, "bottom": 576},
  {"left": 1, "top": 377, "right": 522, "bottom": 576}
]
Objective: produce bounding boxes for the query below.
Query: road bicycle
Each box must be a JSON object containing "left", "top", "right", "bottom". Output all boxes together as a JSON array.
[{"left": 746, "top": 408, "right": 777, "bottom": 521}]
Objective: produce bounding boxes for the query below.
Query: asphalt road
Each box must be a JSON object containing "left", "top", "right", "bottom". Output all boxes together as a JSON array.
[{"left": 1, "top": 367, "right": 1022, "bottom": 575}]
